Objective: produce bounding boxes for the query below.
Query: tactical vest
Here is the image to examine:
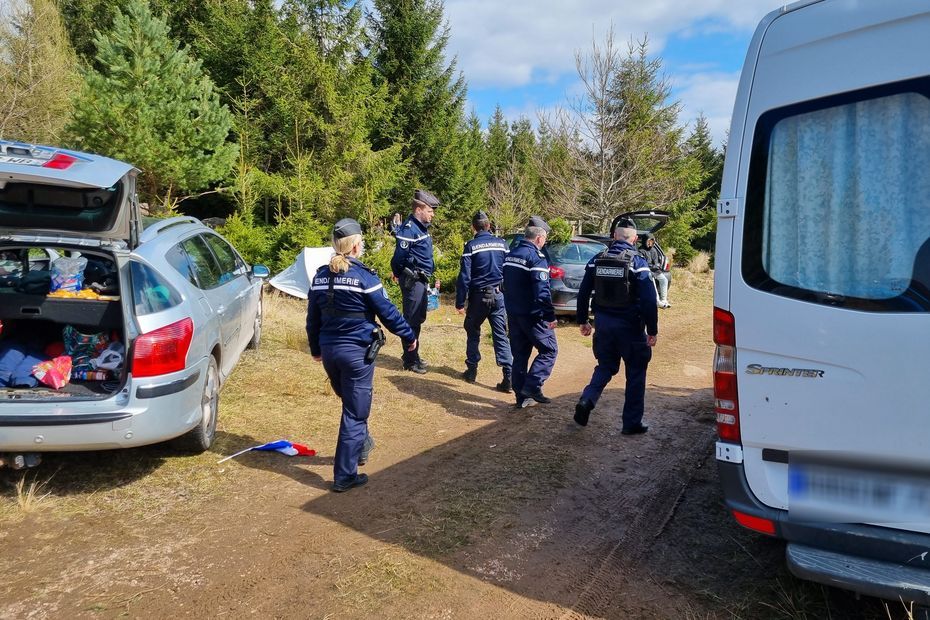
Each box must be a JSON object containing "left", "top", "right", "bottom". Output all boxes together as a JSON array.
[{"left": 593, "top": 250, "right": 636, "bottom": 309}]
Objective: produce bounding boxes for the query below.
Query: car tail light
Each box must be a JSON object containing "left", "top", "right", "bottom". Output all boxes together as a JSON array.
[
  {"left": 713, "top": 307, "right": 740, "bottom": 443},
  {"left": 42, "top": 152, "right": 77, "bottom": 170},
  {"left": 549, "top": 266, "right": 565, "bottom": 280},
  {"left": 132, "top": 318, "right": 193, "bottom": 378},
  {"left": 731, "top": 510, "right": 776, "bottom": 536}
]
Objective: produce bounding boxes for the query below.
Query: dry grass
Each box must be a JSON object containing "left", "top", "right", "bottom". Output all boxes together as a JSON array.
[
  {"left": 687, "top": 251, "right": 711, "bottom": 274},
  {"left": 13, "top": 472, "right": 52, "bottom": 513},
  {"left": 334, "top": 547, "right": 440, "bottom": 611}
]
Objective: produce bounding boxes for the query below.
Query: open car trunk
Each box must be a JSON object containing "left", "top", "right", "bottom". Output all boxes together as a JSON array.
[{"left": 0, "top": 246, "right": 127, "bottom": 400}]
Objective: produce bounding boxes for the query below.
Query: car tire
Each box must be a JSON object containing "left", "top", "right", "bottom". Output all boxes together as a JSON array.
[
  {"left": 172, "top": 356, "right": 219, "bottom": 453},
  {"left": 246, "top": 297, "right": 262, "bottom": 350}
]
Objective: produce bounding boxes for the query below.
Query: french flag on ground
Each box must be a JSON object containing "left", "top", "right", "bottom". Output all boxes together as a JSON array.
[{"left": 217, "top": 439, "right": 316, "bottom": 463}]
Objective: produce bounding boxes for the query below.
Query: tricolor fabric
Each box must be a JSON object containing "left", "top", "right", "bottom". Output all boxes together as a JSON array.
[{"left": 217, "top": 439, "right": 316, "bottom": 463}]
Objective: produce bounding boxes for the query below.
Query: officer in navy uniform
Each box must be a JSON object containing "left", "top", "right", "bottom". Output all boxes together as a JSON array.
[
  {"left": 455, "top": 211, "right": 512, "bottom": 391},
  {"left": 502, "top": 216, "right": 559, "bottom": 408},
  {"left": 391, "top": 189, "right": 439, "bottom": 373},
  {"left": 308, "top": 218, "right": 417, "bottom": 492},
  {"left": 573, "top": 218, "right": 658, "bottom": 434}
]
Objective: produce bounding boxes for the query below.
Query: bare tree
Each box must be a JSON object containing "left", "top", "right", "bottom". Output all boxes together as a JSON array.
[
  {"left": 0, "top": 0, "right": 79, "bottom": 144},
  {"left": 486, "top": 154, "right": 534, "bottom": 234},
  {"left": 545, "top": 28, "right": 693, "bottom": 231}
]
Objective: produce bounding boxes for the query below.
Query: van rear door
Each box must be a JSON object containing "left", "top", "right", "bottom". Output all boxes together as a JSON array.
[{"left": 728, "top": 1, "right": 930, "bottom": 530}]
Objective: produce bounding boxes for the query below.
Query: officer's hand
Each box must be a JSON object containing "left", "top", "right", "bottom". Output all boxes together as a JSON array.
[
  {"left": 547, "top": 320, "right": 558, "bottom": 329},
  {"left": 456, "top": 307, "right": 465, "bottom": 315},
  {"left": 406, "top": 339, "right": 417, "bottom": 352},
  {"left": 312, "top": 355, "right": 322, "bottom": 362},
  {"left": 647, "top": 334, "right": 658, "bottom": 347},
  {"left": 391, "top": 275, "right": 398, "bottom": 283},
  {"left": 580, "top": 323, "right": 593, "bottom": 337}
]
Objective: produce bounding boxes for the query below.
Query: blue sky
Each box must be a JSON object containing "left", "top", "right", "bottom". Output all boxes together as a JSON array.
[{"left": 442, "top": 1, "right": 780, "bottom": 146}]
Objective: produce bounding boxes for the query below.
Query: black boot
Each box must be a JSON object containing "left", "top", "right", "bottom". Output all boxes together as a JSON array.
[
  {"left": 462, "top": 365, "right": 478, "bottom": 383},
  {"left": 495, "top": 369, "right": 512, "bottom": 393},
  {"left": 574, "top": 398, "right": 594, "bottom": 426}
]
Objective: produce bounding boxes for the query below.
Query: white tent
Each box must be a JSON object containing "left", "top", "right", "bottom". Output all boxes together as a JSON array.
[{"left": 269, "top": 246, "right": 335, "bottom": 299}]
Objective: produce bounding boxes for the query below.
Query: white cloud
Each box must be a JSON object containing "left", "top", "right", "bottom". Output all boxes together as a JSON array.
[
  {"left": 674, "top": 71, "right": 742, "bottom": 146},
  {"left": 444, "top": 0, "right": 777, "bottom": 88}
]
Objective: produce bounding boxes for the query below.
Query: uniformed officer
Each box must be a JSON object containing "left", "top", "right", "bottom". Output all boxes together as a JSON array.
[
  {"left": 503, "top": 216, "right": 558, "bottom": 408},
  {"left": 455, "top": 211, "right": 512, "bottom": 391},
  {"left": 391, "top": 189, "right": 439, "bottom": 373},
  {"left": 573, "top": 219, "right": 658, "bottom": 433},
  {"left": 307, "top": 218, "right": 417, "bottom": 492}
]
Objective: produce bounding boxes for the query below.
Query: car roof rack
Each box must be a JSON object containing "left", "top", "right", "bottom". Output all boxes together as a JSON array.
[{"left": 139, "top": 216, "right": 201, "bottom": 244}]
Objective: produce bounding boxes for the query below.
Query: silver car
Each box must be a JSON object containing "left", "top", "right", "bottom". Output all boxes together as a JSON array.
[{"left": 0, "top": 140, "right": 268, "bottom": 458}]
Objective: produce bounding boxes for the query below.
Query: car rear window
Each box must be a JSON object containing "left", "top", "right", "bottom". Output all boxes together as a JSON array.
[
  {"left": 744, "top": 77, "right": 930, "bottom": 311},
  {"left": 0, "top": 181, "right": 123, "bottom": 232},
  {"left": 550, "top": 241, "right": 604, "bottom": 264},
  {"left": 131, "top": 261, "right": 181, "bottom": 315}
]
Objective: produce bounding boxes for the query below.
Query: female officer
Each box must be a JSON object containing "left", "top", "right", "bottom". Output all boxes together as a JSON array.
[{"left": 307, "top": 218, "right": 417, "bottom": 492}]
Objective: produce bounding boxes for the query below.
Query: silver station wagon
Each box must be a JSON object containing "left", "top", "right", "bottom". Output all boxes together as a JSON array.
[{"left": 0, "top": 140, "right": 268, "bottom": 462}]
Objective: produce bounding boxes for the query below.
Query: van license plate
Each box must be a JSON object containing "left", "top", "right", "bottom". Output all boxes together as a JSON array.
[{"left": 789, "top": 463, "right": 930, "bottom": 524}]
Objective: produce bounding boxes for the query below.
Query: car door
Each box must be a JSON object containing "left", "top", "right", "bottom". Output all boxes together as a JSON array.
[
  {"left": 177, "top": 235, "right": 243, "bottom": 378},
  {"left": 201, "top": 233, "right": 256, "bottom": 355}
]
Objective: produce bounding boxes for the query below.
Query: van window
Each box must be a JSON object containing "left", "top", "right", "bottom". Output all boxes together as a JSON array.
[
  {"left": 130, "top": 261, "right": 180, "bottom": 315},
  {"left": 744, "top": 80, "right": 930, "bottom": 311}
]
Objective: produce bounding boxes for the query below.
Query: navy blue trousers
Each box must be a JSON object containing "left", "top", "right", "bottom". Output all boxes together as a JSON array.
[
  {"left": 400, "top": 277, "right": 428, "bottom": 366},
  {"left": 321, "top": 343, "right": 374, "bottom": 485},
  {"left": 464, "top": 290, "right": 512, "bottom": 371},
  {"left": 508, "top": 314, "right": 558, "bottom": 398},
  {"left": 580, "top": 317, "right": 652, "bottom": 429}
]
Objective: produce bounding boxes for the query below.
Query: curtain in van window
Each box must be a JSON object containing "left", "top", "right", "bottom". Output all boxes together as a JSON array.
[{"left": 764, "top": 92, "right": 930, "bottom": 299}]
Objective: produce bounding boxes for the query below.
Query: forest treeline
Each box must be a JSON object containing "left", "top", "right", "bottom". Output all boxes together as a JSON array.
[{"left": 0, "top": 0, "right": 723, "bottom": 287}]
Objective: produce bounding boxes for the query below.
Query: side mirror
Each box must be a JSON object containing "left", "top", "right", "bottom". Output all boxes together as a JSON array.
[{"left": 251, "top": 264, "right": 270, "bottom": 279}]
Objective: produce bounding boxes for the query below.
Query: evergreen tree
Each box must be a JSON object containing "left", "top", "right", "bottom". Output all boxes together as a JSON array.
[
  {"left": 369, "top": 0, "right": 470, "bottom": 203},
  {"left": 685, "top": 114, "right": 724, "bottom": 252},
  {"left": 0, "top": 0, "right": 79, "bottom": 144},
  {"left": 66, "top": 0, "right": 237, "bottom": 211},
  {"left": 484, "top": 105, "right": 509, "bottom": 182}
]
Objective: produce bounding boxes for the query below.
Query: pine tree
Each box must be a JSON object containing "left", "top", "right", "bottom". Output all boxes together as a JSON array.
[
  {"left": 0, "top": 0, "right": 80, "bottom": 144},
  {"left": 66, "top": 0, "right": 237, "bottom": 211},
  {"left": 484, "top": 105, "right": 509, "bottom": 182},
  {"left": 369, "top": 0, "right": 469, "bottom": 201},
  {"left": 685, "top": 114, "right": 724, "bottom": 252}
]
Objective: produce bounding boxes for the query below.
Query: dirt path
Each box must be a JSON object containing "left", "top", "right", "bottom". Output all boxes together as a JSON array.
[{"left": 0, "top": 275, "right": 894, "bottom": 619}]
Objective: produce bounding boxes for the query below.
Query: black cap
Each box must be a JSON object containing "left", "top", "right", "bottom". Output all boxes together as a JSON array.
[
  {"left": 527, "top": 215, "right": 551, "bottom": 234},
  {"left": 413, "top": 189, "right": 440, "bottom": 208},
  {"left": 472, "top": 210, "right": 490, "bottom": 226},
  {"left": 642, "top": 232, "right": 654, "bottom": 241},
  {"left": 333, "top": 218, "right": 362, "bottom": 239}
]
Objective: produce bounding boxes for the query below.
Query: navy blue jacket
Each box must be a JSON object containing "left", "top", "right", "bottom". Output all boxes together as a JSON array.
[
  {"left": 455, "top": 231, "right": 509, "bottom": 309},
  {"left": 502, "top": 239, "right": 555, "bottom": 322},
  {"left": 307, "top": 258, "right": 416, "bottom": 356},
  {"left": 576, "top": 240, "right": 658, "bottom": 335},
  {"left": 391, "top": 215, "right": 434, "bottom": 279}
]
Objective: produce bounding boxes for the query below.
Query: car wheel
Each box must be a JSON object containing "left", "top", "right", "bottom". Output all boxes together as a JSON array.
[
  {"left": 172, "top": 356, "right": 220, "bottom": 453},
  {"left": 246, "top": 297, "right": 262, "bottom": 350}
]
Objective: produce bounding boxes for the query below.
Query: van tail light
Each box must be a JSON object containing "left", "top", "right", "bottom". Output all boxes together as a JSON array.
[
  {"left": 713, "top": 307, "right": 740, "bottom": 443},
  {"left": 549, "top": 265, "right": 565, "bottom": 280},
  {"left": 42, "top": 153, "right": 77, "bottom": 170},
  {"left": 732, "top": 510, "right": 776, "bottom": 536},
  {"left": 132, "top": 318, "right": 193, "bottom": 378}
]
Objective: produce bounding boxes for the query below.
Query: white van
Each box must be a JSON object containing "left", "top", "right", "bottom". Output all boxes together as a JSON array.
[{"left": 714, "top": 0, "right": 930, "bottom": 604}]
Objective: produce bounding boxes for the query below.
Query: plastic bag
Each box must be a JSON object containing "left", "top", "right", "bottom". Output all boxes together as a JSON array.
[
  {"left": 426, "top": 287, "right": 440, "bottom": 312},
  {"left": 33, "top": 356, "right": 73, "bottom": 389},
  {"left": 50, "top": 256, "right": 88, "bottom": 293}
]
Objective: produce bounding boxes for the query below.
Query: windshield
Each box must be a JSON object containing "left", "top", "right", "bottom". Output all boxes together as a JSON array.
[{"left": 0, "top": 181, "right": 124, "bottom": 233}]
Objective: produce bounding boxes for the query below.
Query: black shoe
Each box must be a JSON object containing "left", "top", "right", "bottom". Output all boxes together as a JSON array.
[
  {"left": 332, "top": 473, "right": 369, "bottom": 493},
  {"left": 359, "top": 436, "right": 376, "bottom": 466},
  {"left": 621, "top": 423, "right": 649, "bottom": 436},
  {"left": 462, "top": 366, "right": 478, "bottom": 383},
  {"left": 496, "top": 375, "right": 512, "bottom": 393},
  {"left": 404, "top": 362, "right": 427, "bottom": 374},
  {"left": 524, "top": 390, "right": 551, "bottom": 404},
  {"left": 574, "top": 398, "right": 594, "bottom": 426}
]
